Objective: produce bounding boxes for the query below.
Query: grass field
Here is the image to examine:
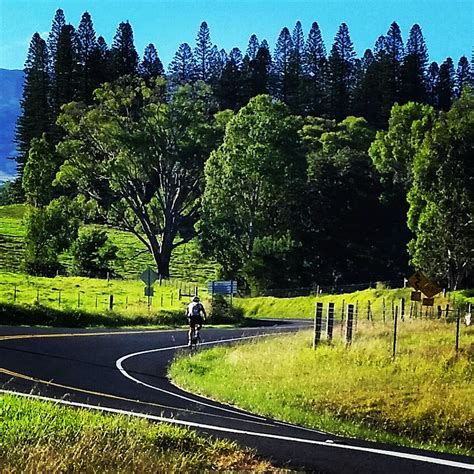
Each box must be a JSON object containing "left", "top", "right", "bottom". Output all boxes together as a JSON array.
[
  {"left": 0, "top": 394, "right": 270, "bottom": 472},
  {"left": 170, "top": 319, "right": 474, "bottom": 455},
  {"left": 0, "top": 204, "right": 219, "bottom": 281}
]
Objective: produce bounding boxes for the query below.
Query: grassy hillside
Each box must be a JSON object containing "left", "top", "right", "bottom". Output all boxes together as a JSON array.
[
  {"left": 170, "top": 319, "right": 474, "bottom": 455},
  {"left": 0, "top": 204, "right": 218, "bottom": 282},
  {"left": 0, "top": 394, "right": 270, "bottom": 471},
  {"left": 235, "top": 286, "right": 474, "bottom": 320}
]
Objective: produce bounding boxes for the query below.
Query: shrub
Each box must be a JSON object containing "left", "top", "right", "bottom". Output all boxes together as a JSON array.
[
  {"left": 209, "top": 294, "right": 244, "bottom": 324},
  {"left": 71, "top": 228, "right": 118, "bottom": 278}
]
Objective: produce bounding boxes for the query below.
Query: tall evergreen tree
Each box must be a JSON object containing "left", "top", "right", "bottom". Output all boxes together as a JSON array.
[
  {"left": 426, "top": 61, "right": 440, "bottom": 106},
  {"left": 303, "top": 21, "right": 327, "bottom": 116},
  {"left": 328, "top": 23, "right": 356, "bottom": 120},
  {"left": 110, "top": 21, "right": 139, "bottom": 79},
  {"left": 139, "top": 43, "right": 164, "bottom": 82},
  {"left": 215, "top": 54, "right": 243, "bottom": 111},
  {"left": 437, "top": 57, "right": 455, "bottom": 110},
  {"left": 15, "top": 33, "right": 51, "bottom": 181},
  {"left": 245, "top": 45, "right": 272, "bottom": 99},
  {"left": 53, "top": 25, "right": 79, "bottom": 112},
  {"left": 47, "top": 8, "right": 66, "bottom": 75},
  {"left": 272, "top": 27, "right": 294, "bottom": 102},
  {"left": 91, "top": 36, "right": 110, "bottom": 85},
  {"left": 385, "top": 21, "right": 404, "bottom": 63},
  {"left": 456, "top": 56, "right": 471, "bottom": 97},
  {"left": 168, "top": 43, "right": 196, "bottom": 86},
  {"left": 208, "top": 45, "right": 225, "bottom": 84},
  {"left": 77, "top": 11, "right": 98, "bottom": 103},
  {"left": 401, "top": 24, "right": 428, "bottom": 103},
  {"left": 195, "top": 21, "right": 212, "bottom": 81},
  {"left": 246, "top": 34, "right": 259, "bottom": 60}
]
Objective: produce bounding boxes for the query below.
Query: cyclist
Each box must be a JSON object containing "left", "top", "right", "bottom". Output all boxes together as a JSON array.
[{"left": 186, "top": 296, "right": 207, "bottom": 346}]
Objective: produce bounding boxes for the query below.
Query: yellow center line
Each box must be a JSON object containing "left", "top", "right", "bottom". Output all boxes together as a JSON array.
[{"left": 0, "top": 329, "right": 168, "bottom": 341}]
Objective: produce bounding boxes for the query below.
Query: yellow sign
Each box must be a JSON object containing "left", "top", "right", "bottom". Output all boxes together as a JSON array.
[{"left": 407, "top": 271, "right": 441, "bottom": 298}]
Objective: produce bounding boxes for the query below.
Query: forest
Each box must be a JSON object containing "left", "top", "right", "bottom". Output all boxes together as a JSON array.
[{"left": 7, "top": 8, "right": 474, "bottom": 293}]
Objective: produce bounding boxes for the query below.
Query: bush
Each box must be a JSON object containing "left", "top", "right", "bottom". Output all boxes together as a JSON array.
[
  {"left": 71, "top": 228, "right": 118, "bottom": 278},
  {"left": 209, "top": 295, "right": 244, "bottom": 324}
]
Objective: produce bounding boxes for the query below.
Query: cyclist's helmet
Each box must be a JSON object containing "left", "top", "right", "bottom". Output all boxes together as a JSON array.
[{"left": 192, "top": 296, "right": 200, "bottom": 302}]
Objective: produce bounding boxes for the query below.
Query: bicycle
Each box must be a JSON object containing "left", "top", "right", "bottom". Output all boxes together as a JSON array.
[{"left": 189, "top": 325, "right": 202, "bottom": 350}]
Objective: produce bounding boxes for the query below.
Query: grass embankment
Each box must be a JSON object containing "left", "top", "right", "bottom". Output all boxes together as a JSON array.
[
  {"left": 235, "top": 287, "right": 474, "bottom": 320},
  {"left": 0, "top": 394, "right": 270, "bottom": 472},
  {"left": 170, "top": 319, "right": 474, "bottom": 455},
  {"left": 0, "top": 204, "right": 218, "bottom": 281}
]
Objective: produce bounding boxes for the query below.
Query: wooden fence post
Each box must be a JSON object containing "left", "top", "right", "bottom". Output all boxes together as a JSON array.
[
  {"left": 327, "top": 302, "right": 335, "bottom": 342},
  {"left": 382, "top": 298, "right": 386, "bottom": 323},
  {"left": 346, "top": 304, "right": 354, "bottom": 345},
  {"left": 455, "top": 309, "right": 461, "bottom": 353},
  {"left": 109, "top": 295, "right": 114, "bottom": 311},
  {"left": 392, "top": 306, "right": 399, "bottom": 359},
  {"left": 340, "top": 299, "right": 345, "bottom": 337},
  {"left": 313, "top": 302, "right": 323, "bottom": 348},
  {"left": 400, "top": 298, "right": 405, "bottom": 321}
]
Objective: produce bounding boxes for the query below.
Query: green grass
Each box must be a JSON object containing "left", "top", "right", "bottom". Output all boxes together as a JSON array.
[
  {"left": 0, "top": 204, "right": 219, "bottom": 281},
  {"left": 0, "top": 270, "right": 203, "bottom": 327},
  {"left": 0, "top": 394, "right": 271, "bottom": 472},
  {"left": 235, "top": 286, "right": 472, "bottom": 320},
  {"left": 170, "top": 319, "right": 474, "bottom": 455}
]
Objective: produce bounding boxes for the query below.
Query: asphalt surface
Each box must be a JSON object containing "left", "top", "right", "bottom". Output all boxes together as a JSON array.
[{"left": 0, "top": 321, "right": 473, "bottom": 473}]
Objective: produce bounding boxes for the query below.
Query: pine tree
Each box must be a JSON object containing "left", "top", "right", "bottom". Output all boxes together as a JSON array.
[
  {"left": 77, "top": 11, "right": 98, "bottom": 103},
  {"left": 385, "top": 21, "right": 404, "bottom": 63},
  {"left": 456, "top": 56, "right": 471, "bottom": 97},
  {"left": 401, "top": 24, "right": 428, "bottom": 103},
  {"left": 303, "top": 21, "right": 327, "bottom": 116},
  {"left": 272, "top": 27, "right": 294, "bottom": 102},
  {"left": 53, "top": 25, "right": 79, "bottom": 112},
  {"left": 437, "top": 57, "right": 455, "bottom": 110},
  {"left": 15, "top": 33, "right": 51, "bottom": 181},
  {"left": 246, "top": 34, "right": 259, "bottom": 60},
  {"left": 91, "top": 36, "right": 110, "bottom": 85},
  {"left": 426, "top": 61, "right": 439, "bottom": 106},
  {"left": 215, "top": 53, "right": 243, "bottom": 111},
  {"left": 195, "top": 21, "right": 212, "bottom": 81},
  {"left": 139, "top": 43, "right": 164, "bottom": 82},
  {"left": 243, "top": 45, "right": 272, "bottom": 101},
  {"left": 168, "top": 43, "right": 196, "bottom": 86},
  {"left": 328, "top": 23, "right": 356, "bottom": 120},
  {"left": 208, "top": 45, "right": 225, "bottom": 84},
  {"left": 47, "top": 8, "right": 66, "bottom": 75},
  {"left": 110, "top": 21, "right": 139, "bottom": 79}
]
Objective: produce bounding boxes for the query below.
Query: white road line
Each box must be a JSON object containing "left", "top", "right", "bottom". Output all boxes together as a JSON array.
[
  {"left": 116, "top": 333, "right": 276, "bottom": 421},
  {"left": 1, "top": 389, "right": 473, "bottom": 471}
]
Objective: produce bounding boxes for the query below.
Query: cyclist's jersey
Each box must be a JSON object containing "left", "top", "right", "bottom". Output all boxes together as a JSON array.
[{"left": 187, "top": 302, "right": 205, "bottom": 325}]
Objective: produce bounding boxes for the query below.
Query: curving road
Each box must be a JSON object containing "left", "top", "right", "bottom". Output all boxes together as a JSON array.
[{"left": 0, "top": 321, "right": 473, "bottom": 473}]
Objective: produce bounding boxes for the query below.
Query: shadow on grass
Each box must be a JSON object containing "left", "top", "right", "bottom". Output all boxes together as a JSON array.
[{"left": 0, "top": 303, "right": 183, "bottom": 328}]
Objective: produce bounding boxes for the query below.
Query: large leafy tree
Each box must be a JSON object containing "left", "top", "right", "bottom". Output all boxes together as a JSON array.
[
  {"left": 201, "top": 95, "right": 306, "bottom": 283},
  {"left": 300, "top": 116, "right": 398, "bottom": 283},
  {"left": 407, "top": 90, "right": 474, "bottom": 288},
  {"left": 57, "top": 78, "right": 222, "bottom": 277}
]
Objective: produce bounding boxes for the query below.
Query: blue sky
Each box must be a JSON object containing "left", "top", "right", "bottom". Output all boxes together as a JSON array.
[{"left": 0, "top": 0, "right": 472, "bottom": 70}]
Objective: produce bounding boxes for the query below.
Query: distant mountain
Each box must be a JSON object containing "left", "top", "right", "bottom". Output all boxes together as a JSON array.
[{"left": 0, "top": 69, "right": 24, "bottom": 181}]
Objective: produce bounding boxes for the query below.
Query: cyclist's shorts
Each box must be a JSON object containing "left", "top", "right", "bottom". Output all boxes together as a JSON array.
[{"left": 188, "top": 315, "right": 203, "bottom": 327}]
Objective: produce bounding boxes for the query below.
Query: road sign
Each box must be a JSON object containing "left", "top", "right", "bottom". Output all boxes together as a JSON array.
[
  {"left": 422, "top": 297, "right": 434, "bottom": 307},
  {"left": 407, "top": 271, "right": 441, "bottom": 298},
  {"left": 140, "top": 268, "right": 159, "bottom": 287},
  {"left": 207, "top": 280, "right": 238, "bottom": 295},
  {"left": 144, "top": 287, "right": 154, "bottom": 297},
  {"left": 410, "top": 291, "right": 422, "bottom": 302}
]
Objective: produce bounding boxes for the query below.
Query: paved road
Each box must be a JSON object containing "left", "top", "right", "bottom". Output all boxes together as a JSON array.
[{"left": 0, "top": 322, "right": 472, "bottom": 473}]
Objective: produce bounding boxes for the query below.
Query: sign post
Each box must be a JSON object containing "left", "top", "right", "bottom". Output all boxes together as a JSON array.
[
  {"left": 207, "top": 280, "right": 238, "bottom": 306},
  {"left": 141, "top": 268, "right": 159, "bottom": 308}
]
